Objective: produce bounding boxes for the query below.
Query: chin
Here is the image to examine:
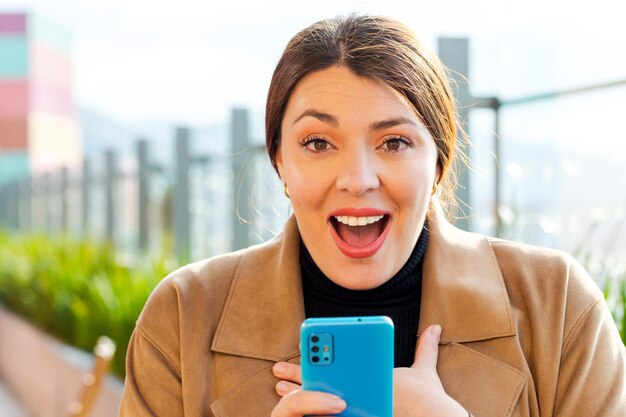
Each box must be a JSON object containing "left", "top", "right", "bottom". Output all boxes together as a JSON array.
[{"left": 329, "top": 267, "right": 390, "bottom": 290}]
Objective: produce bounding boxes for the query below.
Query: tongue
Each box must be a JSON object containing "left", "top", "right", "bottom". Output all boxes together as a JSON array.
[{"left": 335, "top": 221, "right": 384, "bottom": 248}]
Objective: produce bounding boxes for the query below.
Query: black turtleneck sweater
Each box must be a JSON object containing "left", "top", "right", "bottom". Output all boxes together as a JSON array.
[{"left": 300, "top": 225, "right": 428, "bottom": 368}]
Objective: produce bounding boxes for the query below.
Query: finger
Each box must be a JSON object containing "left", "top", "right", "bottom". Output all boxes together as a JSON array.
[
  {"left": 271, "top": 390, "right": 346, "bottom": 417},
  {"left": 412, "top": 324, "right": 442, "bottom": 370},
  {"left": 275, "top": 380, "right": 301, "bottom": 397},
  {"left": 272, "top": 362, "right": 302, "bottom": 384}
]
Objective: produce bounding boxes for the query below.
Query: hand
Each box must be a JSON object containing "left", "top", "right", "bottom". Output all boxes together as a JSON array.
[
  {"left": 270, "top": 361, "right": 347, "bottom": 417},
  {"left": 271, "top": 325, "right": 468, "bottom": 417},
  {"left": 394, "top": 324, "right": 468, "bottom": 417}
]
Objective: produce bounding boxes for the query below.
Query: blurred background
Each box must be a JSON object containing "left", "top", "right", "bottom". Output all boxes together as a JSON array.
[{"left": 0, "top": 0, "right": 625, "bottom": 416}]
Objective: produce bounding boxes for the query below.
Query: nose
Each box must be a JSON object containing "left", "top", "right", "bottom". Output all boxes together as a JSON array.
[{"left": 335, "top": 148, "right": 380, "bottom": 195}]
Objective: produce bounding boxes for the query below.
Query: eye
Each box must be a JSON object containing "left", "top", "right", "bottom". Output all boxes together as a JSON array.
[
  {"left": 380, "top": 136, "right": 412, "bottom": 152},
  {"left": 300, "top": 136, "right": 335, "bottom": 153}
]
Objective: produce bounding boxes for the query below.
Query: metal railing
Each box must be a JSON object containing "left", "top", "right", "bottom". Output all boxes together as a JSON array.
[
  {"left": 0, "top": 108, "right": 289, "bottom": 261},
  {"left": 472, "top": 78, "right": 626, "bottom": 237}
]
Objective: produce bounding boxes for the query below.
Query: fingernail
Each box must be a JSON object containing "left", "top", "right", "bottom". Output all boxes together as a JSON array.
[
  {"left": 432, "top": 325, "right": 442, "bottom": 338},
  {"left": 276, "top": 381, "right": 288, "bottom": 394},
  {"left": 273, "top": 363, "right": 285, "bottom": 374},
  {"left": 332, "top": 397, "right": 347, "bottom": 411}
]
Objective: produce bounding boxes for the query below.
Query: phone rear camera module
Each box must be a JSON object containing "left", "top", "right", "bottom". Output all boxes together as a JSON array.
[{"left": 308, "top": 332, "right": 333, "bottom": 366}]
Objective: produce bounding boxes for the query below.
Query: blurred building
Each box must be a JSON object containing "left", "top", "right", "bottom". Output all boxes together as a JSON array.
[{"left": 0, "top": 12, "right": 81, "bottom": 186}]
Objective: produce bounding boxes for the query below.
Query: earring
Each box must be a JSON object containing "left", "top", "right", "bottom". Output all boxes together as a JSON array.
[
  {"left": 431, "top": 181, "right": 439, "bottom": 196},
  {"left": 283, "top": 183, "right": 290, "bottom": 198}
]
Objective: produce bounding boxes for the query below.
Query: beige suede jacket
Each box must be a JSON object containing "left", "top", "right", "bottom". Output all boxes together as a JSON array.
[{"left": 119, "top": 207, "right": 626, "bottom": 417}]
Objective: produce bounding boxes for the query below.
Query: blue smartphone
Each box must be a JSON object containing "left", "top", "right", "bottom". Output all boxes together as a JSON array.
[{"left": 300, "top": 316, "right": 394, "bottom": 417}]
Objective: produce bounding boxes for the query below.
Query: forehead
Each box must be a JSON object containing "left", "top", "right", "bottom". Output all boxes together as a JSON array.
[{"left": 284, "top": 66, "right": 419, "bottom": 119}]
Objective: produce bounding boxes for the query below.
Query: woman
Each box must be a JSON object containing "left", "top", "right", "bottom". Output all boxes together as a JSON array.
[{"left": 119, "top": 15, "right": 626, "bottom": 417}]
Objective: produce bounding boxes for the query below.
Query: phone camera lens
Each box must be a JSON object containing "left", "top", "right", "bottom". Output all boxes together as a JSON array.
[
  {"left": 312, "top": 346, "right": 319, "bottom": 352},
  {"left": 311, "top": 336, "right": 319, "bottom": 342},
  {"left": 312, "top": 356, "right": 319, "bottom": 363}
]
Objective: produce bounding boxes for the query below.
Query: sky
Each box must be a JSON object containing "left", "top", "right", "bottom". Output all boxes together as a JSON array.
[{"left": 2, "top": 0, "right": 625, "bottom": 128}]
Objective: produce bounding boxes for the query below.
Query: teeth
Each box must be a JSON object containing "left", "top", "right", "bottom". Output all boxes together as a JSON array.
[{"left": 334, "top": 215, "right": 384, "bottom": 226}]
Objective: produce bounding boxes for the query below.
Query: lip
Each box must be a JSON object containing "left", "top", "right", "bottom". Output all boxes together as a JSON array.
[
  {"left": 327, "top": 208, "right": 392, "bottom": 259},
  {"left": 328, "top": 207, "right": 389, "bottom": 217}
]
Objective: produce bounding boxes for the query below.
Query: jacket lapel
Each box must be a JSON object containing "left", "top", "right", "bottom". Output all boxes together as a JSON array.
[
  {"left": 420, "top": 203, "right": 525, "bottom": 417},
  {"left": 209, "top": 216, "right": 304, "bottom": 416},
  {"left": 210, "top": 215, "right": 304, "bottom": 362},
  {"left": 419, "top": 203, "right": 516, "bottom": 342}
]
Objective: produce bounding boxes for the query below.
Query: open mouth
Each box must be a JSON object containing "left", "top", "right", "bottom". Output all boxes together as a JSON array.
[{"left": 328, "top": 214, "right": 391, "bottom": 258}]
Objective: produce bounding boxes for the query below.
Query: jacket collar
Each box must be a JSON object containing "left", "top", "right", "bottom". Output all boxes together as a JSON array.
[
  {"left": 211, "top": 216, "right": 305, "bottom": 362},
  {"left": 418, "top": 203, "right": 515, "bottom": 343},
  {"left": 211, "top": 203, "right": 515, "bottom": 361}
]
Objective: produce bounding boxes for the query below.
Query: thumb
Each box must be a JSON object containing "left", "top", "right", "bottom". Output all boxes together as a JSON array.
[{"left": 411, "top": 324, "right": 442, "bottom": 370}]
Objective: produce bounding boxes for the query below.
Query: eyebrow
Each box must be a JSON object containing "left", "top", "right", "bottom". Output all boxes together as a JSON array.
[
  {"left": 293, "top": 109, "right": 338, "bottom": 127},
  {"left": 369, "top": 117, "right": 419, "bottom": 131},
  {"left": 293, "top": 109, "right": 419, "bottom": 131}
]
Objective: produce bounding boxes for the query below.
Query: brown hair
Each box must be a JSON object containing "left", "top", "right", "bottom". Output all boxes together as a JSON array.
[{"left": 265, "top": 14, "right": 465, "bottom": 210}]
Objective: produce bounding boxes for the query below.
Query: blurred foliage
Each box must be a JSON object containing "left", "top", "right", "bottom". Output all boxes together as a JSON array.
[
  {"left": 604, "top": 278, "right": 626, "bottom": 344},
  {"left": 0, "top": 232, "right": 177, "bottom": 378}
]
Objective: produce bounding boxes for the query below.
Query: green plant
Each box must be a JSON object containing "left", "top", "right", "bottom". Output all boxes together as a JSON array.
[
  {"left": 604, "top": 278, "right": 626, "bottom": 344},
  {"left": 0, "top": 232, "right": 176, "bottom": 377}
]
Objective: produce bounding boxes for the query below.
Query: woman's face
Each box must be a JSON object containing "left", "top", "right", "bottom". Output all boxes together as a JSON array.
[{"left": 276, "top": 66, "right": 440, "bottom": 290}]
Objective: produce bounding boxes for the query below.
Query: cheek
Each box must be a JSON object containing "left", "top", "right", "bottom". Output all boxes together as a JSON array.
[
  {"left": 284, "top": 163, "right": 333, "bottom": 209},
  {"left": 281, "top": 155, "right": 333, "bottom": 210},
  {"left": 392, "top": 176, "right": 430, "bottom": 206},
  {"left": 385, "top": 164, "right": 435, "bottom": 215}
]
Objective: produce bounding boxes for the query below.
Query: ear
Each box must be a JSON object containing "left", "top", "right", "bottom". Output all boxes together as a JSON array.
[
  {"left": 275, "top": 147, "right": 284, "bottom": 180},
  {"left": 435, "top": 161, "right": 442, "bottom": 184}
]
